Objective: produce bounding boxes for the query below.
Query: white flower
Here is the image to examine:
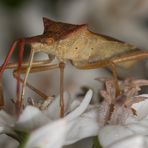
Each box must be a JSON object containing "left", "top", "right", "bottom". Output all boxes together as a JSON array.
[
  {"left": 25, "top": 119, "right": 68, "bottom": 148},
  {"left": 108, "top": 135, "right": 148, "bottom": 148},
  {"left": 65, "top": 106, "right": 100, "bottom": 145},
  {"left": 0, "top": 89, "right": 95, "bottom": 147},
  {"left": 1, "top": 78, "right": 148, "bottom": 148},
  {"left": 25, "top": 79, "right": 148, "bottom": 148},
  {"left": 63, "top": 78, "right": 148, "bottom": 147},
  {"left": 97, "top": 79, "right": 148, "bottom": 147},
  {"left": 98, "top": 97, "right": 148, "bottom": 147}
]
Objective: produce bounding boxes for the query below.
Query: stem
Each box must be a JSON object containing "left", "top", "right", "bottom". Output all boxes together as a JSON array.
[
  {"left": 92, "top": 136, "right": 102, "bottom": 148},
  {"left": 14, "top": 130, "right": 29, "bottom": 148},
  {"left": 59, "top": 62, "right": 65, "bottom": 118}
]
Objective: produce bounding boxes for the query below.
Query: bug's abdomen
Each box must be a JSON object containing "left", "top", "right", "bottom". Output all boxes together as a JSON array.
[{"left": 88, "top": 40, "right": 136, "bottom": 62}]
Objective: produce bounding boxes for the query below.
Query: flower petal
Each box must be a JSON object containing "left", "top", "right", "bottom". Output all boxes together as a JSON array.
[
  {"left": 109, "top": 135, "right": 148, "bottom": 148},
  {"left": 65, "top": 107, "right": 100, "bottom": 145},
  {"left": 16, "top": 106, "right": 50, "bottom": 131},
  {"left": 67, "top": 99, "right": 81, "bottom": 113},
  {"left": 0, "top": 135, "right": 19, "bottom": 148},
  {"left": 127, "top": 123, "right": 148, "bottom": 135},
  {"left": 0, "top": 110, "right": 15, "bottom": 134},
  {"left": 132, "top": 97, "right": 148, "bottom": 119},
  {"left": 47, "top": 91, "right": 71, "bottom": 119},
  {"left": 25, "top": 119, "right": 67, "bottom": 148},
  {"left": 65, "top": 89, "right": 93, "bottom": 121},
  {"left": 0, "top": 110, "right": 15, "bottom": 127},
  {"left": 99, "top": 125, "right": 134, "bottom": 147}
]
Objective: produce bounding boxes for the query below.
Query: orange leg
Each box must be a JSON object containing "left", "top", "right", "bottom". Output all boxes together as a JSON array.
[
  {"left": 19, "top": 60, "right": 66, "bottom": 118},
  {"left": 0, "top": 41, "right": 18, "bottom": 107},
  {"left": 20, "top": 50, "right": 35, "bottom": 106},
  {"left": 110, "top": 62, "right": 120, "bottom": 96},
  {"left": 17, "top": 39, "right": 25, "bottom": 104},
  {"left": 0, "top": 80, "right": 4, "bottom": 108},
  {"left": 0, "top": 41, "right": 18, "bottom": 79},
  {"left": 13, "top": 63, "right": 59, "bottom": 100},
  {"left": 20, "top": 53, "right": 58, "bottom": 102},
  {"left": 0, "top": 59, "right": 57, "bottom": 105},
  {"left": 0, "top": 40, "right": 25, "bottom": 108},
  {"left": 13, "top": 70, "right": 48, "bottom": 100},
  {"left": 59, "top": 62, "right": 65, "bottom": 118},
  {"left": 73, "top": 60, "right": 120, "bottom": 96},
  {"left": 72, "top": 50, "right": 148, "bottom": 96},
  {"left": 19, "top": 61, "right": 65, "bottom": 118},
  {"left": 111, "top": 50, "right": 148, "bottom": 64}
]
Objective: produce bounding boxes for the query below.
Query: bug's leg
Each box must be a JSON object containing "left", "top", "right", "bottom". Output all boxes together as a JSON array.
[
  {"left": 13, "top": 69, "right": 49, "bottom": 100},
  {"left": 0, "top": 41, "right": 18, "bottom": 78},
  {"left": 59, "top": 62, "right": 65, "bottom": 118},
  {"left": 109, "top": 62, "right": 120, "bottom": 96},
  {"left": 0, "top": 41, "right": 18, "bottom": 107},
  {"left": 112, "top": 50, "right": 148, "bottom": 64},
  {"left": 0, "top": 80, "right": 4, "bottom": 108},
  {"left": 6, "top": 59, "right": 54, "bottom": 69},
  {"left": 17, "top": 39, "right": 24, "bottom": 104},
  {"left": 5, "top": 60, "right": 59, "bottom": 99},
  {"left": 13, "top": 63, "right": 59, "bottom": 100},
  {"left": 19, "top": 60, "right": 65, "bottom": 117},
  {"left": 72, "top": 60, "right": 121, "bottom": 96},
  {"left": 19, "top": 50, "right": 35, "bottom": 109}
]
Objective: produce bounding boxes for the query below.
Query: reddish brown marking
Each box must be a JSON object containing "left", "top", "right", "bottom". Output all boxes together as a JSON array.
[
  {"left": 22, "top": 18, "right": 87, "bottom": 45},
  {"left": 24, "top": 22, "right": 87, "bottom": 45},
  {"left": 24, "top": 17, "right": 124, "bottom": 46},
  {"left": 43, "top": 17, "right": 86, "bottom": 36}
]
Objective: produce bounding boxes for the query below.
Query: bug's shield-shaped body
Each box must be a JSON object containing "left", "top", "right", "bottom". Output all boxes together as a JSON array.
[{"left": 28, "top": 18, "right": 137, "bottom": 66}]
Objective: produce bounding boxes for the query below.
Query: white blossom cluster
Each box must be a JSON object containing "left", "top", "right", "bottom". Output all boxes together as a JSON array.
[{"left": 1, "top": 79, "right": 148, "bottom": 148}]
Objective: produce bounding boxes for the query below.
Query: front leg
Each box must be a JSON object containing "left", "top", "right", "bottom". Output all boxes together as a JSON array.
[
  {"left": 59, "top": 62, "right": 65, "bottom": 118},
  {"left": 13, "top": 62, "right": 59, "bottom": 100},
  {"left": 0, "top": 80, "right": 4, "bottom": 108}
]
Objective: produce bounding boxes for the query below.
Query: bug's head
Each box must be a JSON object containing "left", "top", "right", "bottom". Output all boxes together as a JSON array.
[{"left": 24, "top": 35, "right": 56, "bottom": 59}]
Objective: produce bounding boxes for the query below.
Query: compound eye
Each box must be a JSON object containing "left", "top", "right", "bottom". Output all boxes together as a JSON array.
[
  {"left": 47, "top": 38, "right": 54, "bottom": 44},
  {"left": 41, "top": 38, "right": 54, "bottom": 45},
  {"left": 41, "top": 38, "right": 54, "bottom": 44}
]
